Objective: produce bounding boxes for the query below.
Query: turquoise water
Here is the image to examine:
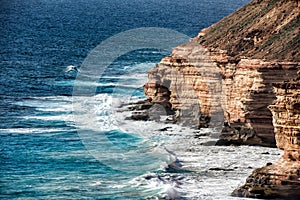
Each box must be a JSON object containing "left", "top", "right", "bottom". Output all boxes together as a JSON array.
[{"left": 0, "top": 0, "right": 261, "bottom": 199}]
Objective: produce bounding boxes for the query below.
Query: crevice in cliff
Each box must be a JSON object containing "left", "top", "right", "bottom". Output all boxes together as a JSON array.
[{"left": 233, "top": 71, "right": 300, "bottom": 199}]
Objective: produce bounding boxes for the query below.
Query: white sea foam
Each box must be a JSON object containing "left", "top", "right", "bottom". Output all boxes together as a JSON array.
[
  {"left": 9, "top": 71, "right": 283, "bottom": 199},
  {"left": 0, "top": 128, "right": 68, "bottom": 134},
  {"left": 15, "top": 96, "right": 75, "bottom": 125},
  {"left": 144, "top": 127, "right": 283, "bottom": 199},
  {"left": 23, "top": 114, "right": 74, "bottom": 122}
]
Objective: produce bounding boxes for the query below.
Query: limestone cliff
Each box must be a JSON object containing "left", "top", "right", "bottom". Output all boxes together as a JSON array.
[
  {"left": 143, "top": 0, "right": 300, "bottom": 146},
  {"left": 232, "top": 73, "right": 300, "bottom": 199},
  {"left": 142, "top": 0, "right": 300, "bottom": 198}
]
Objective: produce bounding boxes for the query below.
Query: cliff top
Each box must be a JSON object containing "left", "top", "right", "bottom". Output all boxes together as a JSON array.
[{"left": 198, "top": 0, "right": 300, "bottom": 62}]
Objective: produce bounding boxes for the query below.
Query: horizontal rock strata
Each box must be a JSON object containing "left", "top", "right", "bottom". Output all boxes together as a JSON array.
[
  {"left": 142, "top": 0, "right": 300, "bottom": 199},
  {"left": 143, "top": 42, "right": 300, "bottom": 146},
  {"left": 144, "top": 0, "right": 300, "bottom": 147},
  {"left": 232, "top": 73, "right": 300, "bottom": 199}
]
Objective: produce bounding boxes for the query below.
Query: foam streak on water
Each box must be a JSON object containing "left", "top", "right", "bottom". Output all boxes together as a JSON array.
[
  {"left": 0, "top": 57, "right": 281, "bottom": 199},
  {"left": 0, "top": 83, "right": 282, "bottom": 200},
  {"left": 1, "top": 0, "right": 258, "bottom": 198}
]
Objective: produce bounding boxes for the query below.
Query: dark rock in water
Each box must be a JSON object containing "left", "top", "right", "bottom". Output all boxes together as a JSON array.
[
  {"left": 166, "top": 161, "right": 191, "bottom": 174},
  {"left": 200, "top": 141, "right": 217, "bottom": 146},
  {"left": 158, "top": 127, "right": 172, "bottom": 131},
  {"left": 124, "top": 100, "right": 152, "bottom": 121},
  {"left": 232, "top": 161, "right": 300, "bottom": 200},
  {"left": 148, "top": 103, "right": 168, "bottom": 121},
  {"left": 124, "top": 99, "right": 178, "bottom": 123},
  {"left": 126, "top": 111, "right": 149, "bottom": 121},
  {"left": 209, "top": 167, "right": 234, "bottom": 171},
  {"left": 266, "top": 162, "right": 272, "bottom": 166},
  {"left": 126, "top": 99, "right": 153, "bottom": 111},
  {"left": 193, "top": 133, "right": 208, "bottom": 139},
  {"left": 144, "top": 174, "right": 156, "bottom": 180},
  {"left": 215, "top": 125, "right": 276, "bottom": 147}
]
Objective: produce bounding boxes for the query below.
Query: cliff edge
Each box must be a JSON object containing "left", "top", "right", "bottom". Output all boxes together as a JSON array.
[
  {"left": 232, "top": 72, "right": 300, "bottom": 199},
  {"left": 144, "top": 0, "right": 300, "bottom": 147},
  {"left": 143, "top": 1, "right": 300, "bottom": 198}
]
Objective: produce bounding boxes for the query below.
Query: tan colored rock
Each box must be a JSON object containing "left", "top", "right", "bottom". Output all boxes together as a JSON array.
[
  {"left": 143, "top": 40, "right": 300, "bottom": 146},
  {"left": 233, "top": 73, "right": 300, "bottom": 199},
  {"left": 144, "top": 0, "right": 300, "bottom": 198}
]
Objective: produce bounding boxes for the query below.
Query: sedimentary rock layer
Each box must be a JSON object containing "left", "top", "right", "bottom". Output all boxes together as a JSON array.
[
  {"left": 143, "top": 42, "right": 299, "bottom": 146},
  {"left": 232, "top": 73, "right": 300, "bottom": 199},
  {"left": 144, "top": 0, "right": 300, "bottom": 146},
  {"left": 143, "top": 0, "right": 300, "bottom": 198}
]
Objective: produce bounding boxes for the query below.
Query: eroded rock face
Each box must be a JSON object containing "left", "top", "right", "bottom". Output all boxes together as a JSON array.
[
  {"left": 217, "top": 59, "right": 299, "bottom": 146},
  {"left": 144, "top": 43, "right": 223, "bottom": 128},
  {"left": 143, "top": 41, "right": 299, "bottom": 146},
  {"left": 232, "top": 73, "right": 300, "bottom": 199},
  {"left": 141, "top": 0, "right": 300, "bottom": 198},
  {"left": 270, "top": 74, "right": 300, "bottom": 160},
  {"left": 143, "top": 0, "right": 300, "bottom": 146}
]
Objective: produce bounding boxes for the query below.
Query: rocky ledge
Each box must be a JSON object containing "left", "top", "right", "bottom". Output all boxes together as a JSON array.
[
  {"left": 142, "top": 1, "right": 300, "bottom": 198},
  {"left": 143, "top": 0, "right": 300, "bottom": 147},
  {"left": 232, "top": 72, "right": 300, "bottom": 199},
  {"left": 144, "top": 46, "right": 299, "bottom": 146}
]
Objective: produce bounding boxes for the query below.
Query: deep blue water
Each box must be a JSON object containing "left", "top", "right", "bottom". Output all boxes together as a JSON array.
[{"left": 1, "top": 0, "right": 250, "bottom": 199}]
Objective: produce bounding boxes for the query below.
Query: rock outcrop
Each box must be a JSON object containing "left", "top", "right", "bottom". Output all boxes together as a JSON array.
[
  {"left": 232, "top": 73, "right": 300, "bottom": 199},
  {"left": 143, "top": 0, "right": 300, "bottom": 146},
  {"left": 143, "top": 44, "right": 299, "bottom": 146},
  {"left": 142, "top": 0, "right": 300, "bottom": 198}
]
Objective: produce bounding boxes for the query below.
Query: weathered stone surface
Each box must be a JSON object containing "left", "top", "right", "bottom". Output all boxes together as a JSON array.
[
  {"left": 140, "top": 0, "right": 300, "bottom": 197},
  {"left": 218, "top": 59, "right": 299, "bottom": 146},
  {"left": 141, "top": 0, "right": 300, "bottom": 198},
  {"left": 271, "top": 74, "right": 300, "bottom": 160},
  {"left": 143, "top": 0, "right": 300, "bottom": 146},
  {"left": 144, "top": 43, "right": 224, "bottom": 128},
  {"left": 143, "top": 41, "right": 300, "bottom": 146},
  {"left": 199, "top": 0, "right": 300, "bottom": 62},
  {"left": 233, "top": 73, "right": 300, "bottom": 199},
  {"left": 232, "top": 157, "right": 300, "bottom": 199}
]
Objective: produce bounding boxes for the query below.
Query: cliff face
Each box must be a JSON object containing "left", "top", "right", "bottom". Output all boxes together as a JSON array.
[
  {"left": 233, "top": 73, "right": 300, "bottom": 199},
  {"left": 144, "top": 43, "right": 224, "bottom": 128},
  {"left": 271, "top": 75, "right": 300, "bottom": 161},
  {"left": 143, "top": 0, "right": 300, "bottom": 146},
  {"left": 143, "top": 43, "right": 299, "bottom": 147},
  {"left": 143, "top": 1, "right": 300, "bottom": 197}
]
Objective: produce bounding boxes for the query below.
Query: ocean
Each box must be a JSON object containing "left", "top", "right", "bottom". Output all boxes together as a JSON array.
[{"left": 0, "top": 0, "right": 282, "bottom": 199}]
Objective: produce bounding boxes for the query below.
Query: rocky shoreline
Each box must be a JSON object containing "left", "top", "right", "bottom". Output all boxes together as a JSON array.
[
  {"left": 232, "top": 73, "right": 300, "bottom": 199},
  {"left": 140, "top": 0, "right": 300, "bottom": 198}
]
